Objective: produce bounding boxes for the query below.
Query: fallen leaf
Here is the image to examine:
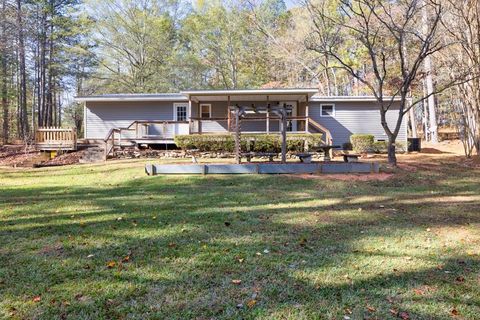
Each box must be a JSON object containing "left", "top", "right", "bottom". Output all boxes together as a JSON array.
[
  {"left": 455, "top": 276, "right": 465, "bottom": 282},
  {"left": 106, "top": 261, "right": 116, "bottom": 268},
  {"left": 246, "top": 299, "right": 257, "bottom": 308},
  {"left": 122, "top": 255, "right": 130, "bottom": 263},
  {"left": 231, "top": 279, "right": 242, "bottom": 285},
  {"left": 389, "top": 308, "right": 398, "bottom": 316},
  {"left": 398, "top": 311, "right": 410, "bottom": 319},
  {"left": 366, "top": 305, "right": 376, "bottom": 312},
  {"left": 32, "top": 296, "right": 41, "bottom": 303},
  {"left": 413, "top": 288, "right": 425, "bottom": 295},
  {"left": 451, "top": 308, "right": 459, "bottom": 316}
]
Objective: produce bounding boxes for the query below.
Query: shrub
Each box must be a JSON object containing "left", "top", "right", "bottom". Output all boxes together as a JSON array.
[
  {"left": 342, "top": 142, "right": 353, "bottom": 151},
  {"left": 350, "top": 134, "right": 375, "bottom": 153},
  {"left": 372, "top": 140, "right": 408, "bottom": 153},
  {"left": 174, "top": 133, "right": 324, "bottom": 153}
]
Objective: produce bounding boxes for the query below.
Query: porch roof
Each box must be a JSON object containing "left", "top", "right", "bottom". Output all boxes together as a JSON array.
[{"left": 181, "top": 89, "right": 318, "bottom": 103}]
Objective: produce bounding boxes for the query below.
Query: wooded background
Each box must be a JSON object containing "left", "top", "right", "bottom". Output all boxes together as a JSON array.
[{"left": 0, "top": 0, "right": 479, "bottom": 158}]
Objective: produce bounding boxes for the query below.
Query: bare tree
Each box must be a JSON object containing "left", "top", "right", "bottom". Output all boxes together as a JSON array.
[
  {"left": 16, "top": 0, "right": 29, "bottom": 138},
  {"left": 305, "top": 0, "right": 466, "bottom": 165},
  {"left": 1, "top": 0, "right": 10, "bottom": 144},
  {"left": 441, "top": 0, "right": 480, "bottom": 156},
  {"left": 421, "top": 0, "right": 438, "bottom": 143}
]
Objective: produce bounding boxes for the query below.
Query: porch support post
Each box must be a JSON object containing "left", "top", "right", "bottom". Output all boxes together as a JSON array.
[
  {"left": 234, "top": 106, "right": 241, "bottom": 164},
  {"left": 266, "top": 95, "right": 270, "bottom": 134},
  {"left": 227, "top": 95, "right": 231, "bottom": 132},
  {"left": 281, "top": 103, "right": 287, "bottom": 163},
  {"left": 198, "top": 102, "right": 202, "bottom": 134},
  {"left": 188, "top": 99, "right": 192, "bottom": 134},
  {"left": 305, "top": 95, "right": 309, "bottom": 133}
]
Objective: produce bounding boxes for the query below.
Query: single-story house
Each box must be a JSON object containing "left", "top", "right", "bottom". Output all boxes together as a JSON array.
[{"left": 75, "top": 89, "right": 406, "bottom": 147}]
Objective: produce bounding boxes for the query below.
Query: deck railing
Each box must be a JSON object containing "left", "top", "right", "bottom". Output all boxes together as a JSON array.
[
  {"left": 103, "top": 120, "right": 189, "bottom": 159},
  {"left": 35, "top": 127, "right": 77, "bottom": 150},
  {"left": 102, "top": 117, "right": 334, "bottom": 160}
]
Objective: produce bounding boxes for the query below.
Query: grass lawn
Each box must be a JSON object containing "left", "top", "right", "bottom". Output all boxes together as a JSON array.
[{"left": 0, "top": 155, "right": 479, "bottom": 319}]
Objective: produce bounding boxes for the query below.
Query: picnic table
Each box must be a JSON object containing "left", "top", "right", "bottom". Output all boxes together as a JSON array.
[
  {"left": 310, "top": 145, "right": 340, "bottom": 161},
  {"left": 341, "top": 153, "right": 360, "bottom": 162}
]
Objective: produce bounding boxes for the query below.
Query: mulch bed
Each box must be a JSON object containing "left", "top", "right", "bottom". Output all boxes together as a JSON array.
[{"left": 0, "top": 145, "right": 84, "bottom": 167}]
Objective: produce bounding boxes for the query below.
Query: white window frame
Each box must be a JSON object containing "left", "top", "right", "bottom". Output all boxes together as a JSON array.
[
  {"left": 200, "top": 103, "right": 212, "bottom": 119},
  {"left": 173, "top": 103, "right": 189, "bottom": 122},
  {"left": 320, "top": 103, "right": 335, "bottom": 117}
]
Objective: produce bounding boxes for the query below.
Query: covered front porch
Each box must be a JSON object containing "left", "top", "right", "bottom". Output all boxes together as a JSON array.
[{"left": 184, "top": 89, "right": 317, "bottom": 135}]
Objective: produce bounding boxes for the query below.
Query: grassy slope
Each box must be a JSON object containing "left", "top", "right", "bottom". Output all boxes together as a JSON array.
[{"left": 0, "top": 157, "right": 479, "bottom": 319}]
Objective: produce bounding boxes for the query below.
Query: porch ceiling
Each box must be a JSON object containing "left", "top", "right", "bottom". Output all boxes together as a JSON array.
[{"left": 181, "top": 89, "right": 318, "bottom": 103}]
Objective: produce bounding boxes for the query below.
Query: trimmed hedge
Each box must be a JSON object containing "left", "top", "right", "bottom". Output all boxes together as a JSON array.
[
  {"left": 350, "top": 134, "right": 375, "bottom": 153},
  {"left": 174, "top": 133, "right": 324, "bottom": 153},
  {"left": 349, "top": 134, "right": 408, "bottom": 153},
  {"left": 372, "top": 141, "right": 408, "bottom": 153}
]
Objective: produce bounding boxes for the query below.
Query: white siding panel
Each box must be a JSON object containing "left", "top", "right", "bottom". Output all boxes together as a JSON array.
[{"left": 309, "top": 101, "right": 407, "bottom": 145}]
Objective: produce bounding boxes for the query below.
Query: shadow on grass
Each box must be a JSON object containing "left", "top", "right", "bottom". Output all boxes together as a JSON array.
[{"left": 0, "top": 164, "right": 479, "bottom": 319}]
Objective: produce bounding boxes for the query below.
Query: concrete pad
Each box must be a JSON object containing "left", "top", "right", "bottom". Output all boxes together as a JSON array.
[
  {"left": 206, "top": 164, "right": 258, "bottom": 174},
  {"left": 146, "top": 162, "right": 380, "bottom": 175},
  {"left": 258, "top": 163, "right": 320, "bottom": 174},
  {"left": 152, "top": 164, "right": 205, "bottom": 174}
]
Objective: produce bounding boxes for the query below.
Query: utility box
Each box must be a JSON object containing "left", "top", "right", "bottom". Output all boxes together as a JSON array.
[{"left": 408, "top": 138, "right": 421, "bottom": 152}]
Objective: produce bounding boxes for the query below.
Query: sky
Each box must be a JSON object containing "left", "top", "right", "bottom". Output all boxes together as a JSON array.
[{"left": 285, "top": 0, "right": 299, "bottom": 9}]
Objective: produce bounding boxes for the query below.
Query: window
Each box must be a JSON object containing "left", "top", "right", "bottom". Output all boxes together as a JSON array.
[
  {"left": 200, "top": 104, "right": 211, "bottom": 118},
  {"left": 321, "top": 104, "right": 335, "bottom": 117},
  {"left": 175, "top": 104, "right": 187, "bottom": 121}
]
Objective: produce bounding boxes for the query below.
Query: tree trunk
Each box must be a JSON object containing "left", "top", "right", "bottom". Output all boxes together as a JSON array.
[
  {"left": 1, "top": 0, "right": 8, "bottom": 144},
  {"left": 387, "top": 136, "right": 397, "bottom": 166},
  {"left": 17, "top": 0, "right": 29, "bottom": 139},
  {"left": 409, "top": 105, "right": 417, "bottom": 138},
  {"left": 422, "top": 0, "right": 438, "bottom": 143},
  {"left": 1, "top": 57, "right": 7, "bottom": 145}
]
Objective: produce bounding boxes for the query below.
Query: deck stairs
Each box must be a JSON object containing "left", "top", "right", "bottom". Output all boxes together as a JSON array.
[{"left": 79, "top": 147, "right": 106, "bottom": 163}]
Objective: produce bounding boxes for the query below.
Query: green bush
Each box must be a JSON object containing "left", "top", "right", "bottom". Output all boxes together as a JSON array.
[
  {"left": 350, "top": 134, "right": 375, "bottom": 153},
  {"left": 342, "top": 142, "right": 353, "bottom": 151},
  {"left": 372, "top": 140, "right": 408, "bottom": 153},
  {"left": 174, "top": 133, "right": 324, "bottom": 153}
]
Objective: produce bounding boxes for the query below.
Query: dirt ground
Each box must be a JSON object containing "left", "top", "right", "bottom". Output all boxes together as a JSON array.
[
  {"left": 0, "top": 145, "right": 84, "bottom": 167},
  {"left": 0, "top": 139, "right": 477, "bottom": 170}
]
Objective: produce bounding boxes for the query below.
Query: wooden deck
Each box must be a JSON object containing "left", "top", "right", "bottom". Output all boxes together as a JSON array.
[{"left": 35, "top": 127, "right": 77, "bottom": 151}]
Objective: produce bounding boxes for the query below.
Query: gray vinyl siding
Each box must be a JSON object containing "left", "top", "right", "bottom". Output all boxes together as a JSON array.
[
  {"left": 309, "top": 101, "right": 407, "bottom": 145},
  {"left": 85, "top": 101, "right": 183, "bottom": 139},
  {"left": 84, "top": 98, "right": 407, "bottom": 145}
]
